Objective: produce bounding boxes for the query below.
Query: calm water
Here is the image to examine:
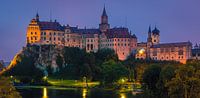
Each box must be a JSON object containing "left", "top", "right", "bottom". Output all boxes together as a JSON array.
[{"left": 16, "top": 86, "right": 136, "bottom": 98}]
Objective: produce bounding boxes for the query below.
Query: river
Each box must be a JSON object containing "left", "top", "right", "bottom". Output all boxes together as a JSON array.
[{"left": 16, "top": 86, "right": 139, "bottom": 98}]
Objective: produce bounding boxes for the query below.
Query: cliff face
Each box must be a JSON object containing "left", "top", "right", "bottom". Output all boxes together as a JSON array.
[{"left": 3, "top": 45, "right": 65, "bottom": 75}]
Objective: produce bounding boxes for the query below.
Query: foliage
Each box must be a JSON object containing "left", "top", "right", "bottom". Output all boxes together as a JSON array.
[
  {"left": 101, "top": 60, "right": 128, "bottom": 85},
  {"left": 5, "top": 48, "right": 44, "bottom": 83},
  {"left": 56, "top": 54, "right": 64, "bottom": 70},
  {"left": 166, "top": 65, "right": 200, "bottom": 98},
  {"left": 0, "top": 77, "right": 22, "bottom": 98},
  {"left": 95, "top": 48, "right": 118, "bottom": 65},
  {"left": 142, "top": 65, "right": 161, "bottom": 94},
  {"left": 156, "top": 65, "right": 176, "bottom": 97}
]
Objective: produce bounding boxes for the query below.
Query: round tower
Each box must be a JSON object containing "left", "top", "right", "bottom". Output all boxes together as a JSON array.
[{"left": 151, "top": 26, "right": 160, "bottom": 45}]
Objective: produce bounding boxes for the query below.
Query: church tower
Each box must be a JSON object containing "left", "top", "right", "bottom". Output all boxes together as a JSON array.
[
  {"left": 147, "top": 26, "right": 152, "bottom": 43},
  {"left": 36, "top": 13, "right": 40, "bottom": 22},
  {"left": 147, "top": 26, "right": 152, "bottom": 58},
  {"left": 151, "top": 26, "right": 160, "bottom": 45},
  {"left": 99, "top": 6, "right": 110, "bottom": 32}
]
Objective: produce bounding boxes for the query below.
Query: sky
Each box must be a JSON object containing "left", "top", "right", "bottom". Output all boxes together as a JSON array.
[{"left": 0, "top": 0, "right": 200, "bottom": 61}]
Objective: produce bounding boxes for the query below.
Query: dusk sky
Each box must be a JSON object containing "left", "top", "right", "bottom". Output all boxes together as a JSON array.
[{"left": 0, "top": 0, "right": 200, "bottom": 61}]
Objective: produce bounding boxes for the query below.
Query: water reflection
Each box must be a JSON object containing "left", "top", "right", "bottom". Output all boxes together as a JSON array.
[
  {"left": 82, "top": 88, "right": 88, "bottom": 98},
  {"left": 120, "top": 93, "right": 126, "bottom": 98},
  {"left": 43, "top": 87, "right": 48, "bottom": 98}
]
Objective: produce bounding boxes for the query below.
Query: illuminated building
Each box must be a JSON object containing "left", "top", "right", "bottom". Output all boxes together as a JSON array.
[
  {"left": 136, "top": 26, "right": 192, "bottom": 64},
  {"left": 26, "top": 7, "right": 193, "bottom": 63},
  {"left": 192, "top": 44, "right": 200, "bottom": 60},
  {"left": 26, "top": 6, "right": 137, "bottom": 60}
]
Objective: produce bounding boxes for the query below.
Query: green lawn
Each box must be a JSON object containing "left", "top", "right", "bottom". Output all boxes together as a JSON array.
[{"left": 47, "top": 78, "right": 99, "bottom": 88}]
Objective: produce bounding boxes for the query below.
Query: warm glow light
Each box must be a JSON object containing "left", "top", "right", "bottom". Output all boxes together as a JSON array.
[
  {"left": 121, "top": 79, "right": 125, "bottom": 83},
  {"left": 43, "top": 87, "right": 48, "bottom": 98},
  {"left": 82, "top": 88, "right": 87, "bottom": 98},
  {"left": 43, "top": 76, "right": 48, "bottom": 80},
  {"left": 120, "top": 93, "right": 126, "bottom": 98},
  {"left": 139, "top": 48, "right": 145, "bottom": 54}
]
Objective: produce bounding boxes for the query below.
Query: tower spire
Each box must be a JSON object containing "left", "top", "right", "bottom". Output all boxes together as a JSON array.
[
  {"left": 147, "top": 25, "right": 152, "bottom": 42},
  {"left": 148, "top": 25, "right": 151, "bottom": 33},
  {"left": 102, "top": 4, "right": 107, "bottom": 17},
  {"left": 36, "top": 12, "right": 39, "bottom": 22}
]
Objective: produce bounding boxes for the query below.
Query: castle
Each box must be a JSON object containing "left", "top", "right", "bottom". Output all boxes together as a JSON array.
[{"left": 26, "top": 7, "right": 193, "bottom": 63}]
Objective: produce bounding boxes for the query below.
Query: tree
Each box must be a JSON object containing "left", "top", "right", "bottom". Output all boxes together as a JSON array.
[
  {"left": 101, "top": 60, "right": 128, "bottom": 85},
  {"left": 7, "top": 54, "right": 44, "bottom": 83},
  {"left": 142, "top": 65, "right": 161, "bottom": 94},
  {"left": 56, "top": 54, "right": 64, "bottom": 70},
  {"left": 166, "top": 65, "right": 200, "bottom": 98},
  {"left": 123, "top": 56, "right": 136, "bottom": 82},
  {"left": 95, "top": 48, "right": 118, "bottom": 65},
  {"left": 156, "top": 65, "right": 176, "bottom": 97},
  {"left": 0, "top": 77, "right": 22, "bottom": 98}
]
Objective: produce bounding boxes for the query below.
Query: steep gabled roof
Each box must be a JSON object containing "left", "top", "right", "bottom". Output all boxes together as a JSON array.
[
  {"left": 38, "top": 21, "right": 64, "bottom": 31},
  {"left": 105, "top": 27, "right": 137, "bottom": 38}
]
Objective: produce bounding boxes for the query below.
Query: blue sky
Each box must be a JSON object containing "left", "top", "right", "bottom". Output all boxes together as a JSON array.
[{"left": 0, "top": 0, "right": 200, "bottom": 61}]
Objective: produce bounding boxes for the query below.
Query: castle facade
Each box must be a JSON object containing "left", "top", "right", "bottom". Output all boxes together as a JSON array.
[
  {"left": 26, "top": 7, "right": 193, "bottom": 63},
  {"left": 26, "top": 7, "right": 137, "bottom": 60}
]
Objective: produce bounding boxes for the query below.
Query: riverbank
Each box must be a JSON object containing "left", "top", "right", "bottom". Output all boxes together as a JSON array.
[{"left": 47, "top": 78, "right": 99, "bottom": 88}]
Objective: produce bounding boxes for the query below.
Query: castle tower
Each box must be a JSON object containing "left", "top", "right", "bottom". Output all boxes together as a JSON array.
[
  {"left": 151, "top": 26, "right": 160, "bottom": 45},
  {"left": 36, "top": 13, "right": 39, "bottom": 22},
  {"left": 99, "top": 5, "right": 110, "bottom": 32},
  {"left": 147, "top": 26, "right": 152, "bottom": 43},
  {"left": 147, "top": 26, "right": 152, "bottom": 58}
]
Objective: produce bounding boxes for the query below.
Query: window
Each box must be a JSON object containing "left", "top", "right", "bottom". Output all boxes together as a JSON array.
[
  {"left": 49, "top": 37, "right": 51, "bottom": 40},
  {"left": 154, "top": 40, "right": 156, "bottom": 42},
  {"left": 54, "top": 37, "right": 56, "bottom": 41},
  {"left": 178, "top": 50, "right": 183, "bottom": 55},
  {"left": 171, "top": 47, "right": 175, "bottom": 52},
  {"left": 41, "top": 32, "right": 43, "bottom": 35},
  {"left": 153, "top": 50, "right": 157, "bottom": 56},
  {"left": 49, "top": 32, "right": 51, "bottom": 35},
  {"left": 31, "top": 32, "right": 33, "bottom": 35},
  {"left": 54, "top": 32, "right": 56, "bottom": 35},
  {"left": 91, "top": 44, "right": 93, "bottom": 50},
  {"left": 44, "top": 32, "right": 46, "bottom": 35},
  {"left": 35, "top": 32, "right": 37, "bottom": 35},
  {"left": 160, "top": 48, "right": 164, "bottom": 53},
  {"left": 165, "top": 48, "right": 169, "bottom": 52}
]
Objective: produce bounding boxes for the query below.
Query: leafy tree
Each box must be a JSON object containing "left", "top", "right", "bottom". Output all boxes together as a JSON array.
[
  {"left": 142, "top": 65, "right": 161, "bottom": 94},
  {"left": 156, "top": 65, "right": 176, "bottom": 97},
  {"left": 7, "top": 53, "right": 44, "bottom": 83},
  {"left": 95, "top": 48, "right": 118, "bottom": 65},
  {"left": 56, "top": 54, "right": 64, "bottom": 70},
  {"left": 123, "top": 56, "right": 137, "bottom": 82},
  {"left": 101, "top": 60, "right": 128, "bottom": 85},
  {"left": 166, "top": 65, "right": 200, "bottom": 98},
  {"left": 0, "top": 77, "right": 22, "bottom": 98}
]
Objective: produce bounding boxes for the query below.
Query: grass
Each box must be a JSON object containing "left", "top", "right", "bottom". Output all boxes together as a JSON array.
[{"left": 47, "top": 78, "right": 99, "bottom": 88}]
